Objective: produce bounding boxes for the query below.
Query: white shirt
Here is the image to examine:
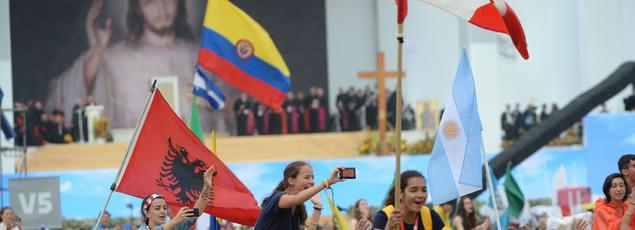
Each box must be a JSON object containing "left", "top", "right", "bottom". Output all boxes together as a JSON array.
[{"left": 0, "top": 222, "right": 19, "bottom": 230}]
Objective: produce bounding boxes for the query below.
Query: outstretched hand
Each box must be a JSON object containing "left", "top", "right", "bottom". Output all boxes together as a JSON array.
[{"left": 326, "top": 166, "right": 346, "bottom": 185}]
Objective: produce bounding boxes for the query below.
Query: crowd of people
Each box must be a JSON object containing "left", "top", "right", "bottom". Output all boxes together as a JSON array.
[
  {"left": 232, "top": 86, "right": 329, "bottom": 136},
  {"left": 86, "top": 158, "right": 623, "bottom": 230},
  {"left": 499, "top": 102, "right": 585, "bottom": 148},
  {"left": 233, "top": 85, "right": 417, "bottom": 136},
  {"left": 11, "top": 96, "right": 99, "bottom": 146},
  {"left": 500, "top": 102, "right": 561, "bottom": 142},
  {"left": 10, "top": 85, "right": 421, "bottom": 146}
]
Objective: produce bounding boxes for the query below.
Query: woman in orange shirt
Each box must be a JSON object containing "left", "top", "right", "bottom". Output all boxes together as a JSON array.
[{"left": 593, "top": 173, "right": 634, "bottom": 230}]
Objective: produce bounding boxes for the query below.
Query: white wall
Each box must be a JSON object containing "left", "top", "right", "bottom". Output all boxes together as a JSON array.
[
  {"left": 325, "top": 0, "right": 378, "bottom": 112},
  {"left": 578, "top": 0, "right": 635, "bottom": 112},
  {"left": 325, "top": 0, "right": 635, "bottom": 152},
  {"left": 0, "top": 0, "right": 16, "bottom": 173}
]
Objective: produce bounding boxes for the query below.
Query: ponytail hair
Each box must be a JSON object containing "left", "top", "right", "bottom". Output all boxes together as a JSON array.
[{"left": 262, "top": 161, "right": 310, "bottom": 224}]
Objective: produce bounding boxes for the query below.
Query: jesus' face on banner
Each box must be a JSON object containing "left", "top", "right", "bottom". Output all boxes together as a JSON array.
[
  {"left": 136, "top": 0, "right": 179, "bottom": 36},
  {"left": 12, "top": 0, "right": 329, "bottom": 136}
]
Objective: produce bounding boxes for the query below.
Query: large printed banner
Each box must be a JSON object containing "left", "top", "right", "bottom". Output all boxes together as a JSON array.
[
  {"left": 0, "top": 151, "right": 589, "bottom": 219},
  {"left": 9, "top": 0, "right": 328, "bottom": 134}
]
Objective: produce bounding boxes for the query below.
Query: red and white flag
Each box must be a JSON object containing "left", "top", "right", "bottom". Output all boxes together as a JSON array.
[
  {"left": 397, "top": 0, "right": 408, "bottom": 24},
  {"left": 115, "top": 89, "right": 260, "bottom": 226},
  {"left": 416, "top": 0, "right": 529, "bottom": 59}
]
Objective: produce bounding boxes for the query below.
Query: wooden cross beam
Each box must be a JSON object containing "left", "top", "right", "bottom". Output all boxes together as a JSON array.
[{"left": 357, "top": 52, "right": 405, "bottom": 155}]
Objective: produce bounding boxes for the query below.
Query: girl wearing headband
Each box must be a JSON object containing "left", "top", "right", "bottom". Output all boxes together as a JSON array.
[
  {"left": 139, "top": 165, "right": 216, "bottom": 230},
  {"left": 254, "top": 161, "right": 346, "bottom": 230}
]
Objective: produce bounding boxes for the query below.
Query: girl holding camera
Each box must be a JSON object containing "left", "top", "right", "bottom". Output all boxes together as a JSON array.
[
  {"left": 254, "top": 161, "right": 346, "bottom": 230},
  {"left": 372, "top": 170, "right": 445, "bottom": 230},
  {"left": 138, "top": 165, "right": 216, "bottom": 230}
]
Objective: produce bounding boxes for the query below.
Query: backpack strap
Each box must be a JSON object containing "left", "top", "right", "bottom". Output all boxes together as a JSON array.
[
  {"left": 382, "top": 205, "right": 395, "bottom": 218},
  {"left": 382, "top": 205, "right": 433, "bottom": 230},
  {"left": 420, "top": 206, "right": 433, "bottom": 230}
]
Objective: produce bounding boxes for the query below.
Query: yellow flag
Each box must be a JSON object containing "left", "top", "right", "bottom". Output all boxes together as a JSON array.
[{"left": 324, "top": 191, "right": 351, "bottom": 230}]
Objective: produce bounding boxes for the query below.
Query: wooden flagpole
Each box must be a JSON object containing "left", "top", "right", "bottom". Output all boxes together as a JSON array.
[
  {"left": 394, "top": 23, "right": 405, "bottom": 213},
  {"left": 94, "top": 80, "right": 157, "bottom": 230}
]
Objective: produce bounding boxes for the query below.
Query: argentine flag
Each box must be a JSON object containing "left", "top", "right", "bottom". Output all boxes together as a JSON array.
[
  {"left": 428, "top": 49, "right": 483, "bottom": 205},
  {"left": 194, "top": 65, "right": 226, "bottom": 110}
]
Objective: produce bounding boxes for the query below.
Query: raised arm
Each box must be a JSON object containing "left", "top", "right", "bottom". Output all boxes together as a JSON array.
[
  {"left": 162, "top": 166, "right": 216, "bottom": 230},
  {"left": 194, "top": 165, "right": 216, "bottom": 211},
  {"left": 278, "top": 167, "right": 343, "bottom": 208}
]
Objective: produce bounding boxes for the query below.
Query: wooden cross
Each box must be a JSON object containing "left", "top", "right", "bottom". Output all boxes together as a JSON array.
[{"left": 358, "top": 52, "right": 405, "bottom": 155}]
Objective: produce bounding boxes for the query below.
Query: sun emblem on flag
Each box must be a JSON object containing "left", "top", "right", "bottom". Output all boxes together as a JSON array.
[
  {"left": 236, "top": 39, "right": 254, "bottom": 60},
  {"left": 442, "top": 119, "right": 461, "bottom": 141}
]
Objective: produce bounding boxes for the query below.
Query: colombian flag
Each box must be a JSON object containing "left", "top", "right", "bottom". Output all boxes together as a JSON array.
[{"left": 197, "top": 0, "right": 291, "bottom": 109}]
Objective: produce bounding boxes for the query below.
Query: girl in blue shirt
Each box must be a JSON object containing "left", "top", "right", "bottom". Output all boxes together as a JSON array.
[{"left": 254, "top": 161, "right": 345, "bottom": 230}]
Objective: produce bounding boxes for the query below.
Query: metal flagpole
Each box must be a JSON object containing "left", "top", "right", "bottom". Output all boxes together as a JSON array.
[
  {"left": 481, "top": 136, "right": 502, "bottom": 230},
  {"left": 94, "top": 80, "right": 157, "bottom": 230}
]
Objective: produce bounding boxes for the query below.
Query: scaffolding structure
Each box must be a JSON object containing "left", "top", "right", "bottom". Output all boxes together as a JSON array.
[{"left": 0, "top": 108, "right": 28, "bottom": 207}]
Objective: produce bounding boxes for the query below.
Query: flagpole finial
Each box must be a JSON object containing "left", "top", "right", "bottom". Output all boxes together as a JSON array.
[{"left": 149, "top": 79, "right": 157, "bottom": 92}]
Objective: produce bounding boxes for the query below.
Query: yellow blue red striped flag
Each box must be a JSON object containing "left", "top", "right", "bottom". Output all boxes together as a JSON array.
[{"left": 197, "top": 0, "right": 291, "bottom": 109}]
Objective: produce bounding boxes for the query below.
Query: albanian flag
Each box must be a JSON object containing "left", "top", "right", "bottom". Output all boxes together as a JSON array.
[{"left": 115, "top": 89, "right": 260, "bottom": 226}]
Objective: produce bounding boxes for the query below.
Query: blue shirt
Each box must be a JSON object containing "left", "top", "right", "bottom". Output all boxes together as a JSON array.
[
  {"left": 372, "top": 207, "right": 445, "bottom": 230},
  {"left": 254, "top": 191, "right": 302, "bottom": 230}
]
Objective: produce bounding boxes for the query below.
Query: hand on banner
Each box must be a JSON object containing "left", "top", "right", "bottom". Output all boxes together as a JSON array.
[
  {"left": 86, "top": 0, "right": 111, "bottom": 51},
  {"left": 84, "top": 0, "right": 112, "bottom": 93}
]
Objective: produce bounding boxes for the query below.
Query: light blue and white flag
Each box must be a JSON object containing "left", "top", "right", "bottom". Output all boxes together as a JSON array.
[
  {"left": 428, "top": 49, "right": 483, "bottom": 205},
  {"left": 194, "top": 65, "right": 226, "bottom": 110}
]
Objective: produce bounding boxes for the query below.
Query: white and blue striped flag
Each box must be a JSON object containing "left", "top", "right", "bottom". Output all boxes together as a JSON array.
[
  {"left": 194, "top": 65, "right": 226, "bottom": 110},
  {"left": 428, "top": 49, "right": 483, "bottom": 205}
]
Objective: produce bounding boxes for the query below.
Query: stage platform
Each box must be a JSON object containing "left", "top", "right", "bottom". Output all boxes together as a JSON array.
[{"left": 24, "top": 131, "right": 369, "bottom": 172}]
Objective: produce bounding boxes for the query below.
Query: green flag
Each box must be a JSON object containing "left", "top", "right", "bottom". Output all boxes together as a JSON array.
[
  {"left": 503, "top": 164, "right": 525, "bottom": 219},
  {"left": 190, "top": 97, "right": 205, "bottom": 142}
]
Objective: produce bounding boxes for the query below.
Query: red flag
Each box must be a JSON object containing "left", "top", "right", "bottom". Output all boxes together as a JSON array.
[
  {"left": 115, "top": 89, "right": 260, "bottom": 226},
  {"left": 397, "top": 0, "right": 408, "bottom": 24},
  {"left": 416, "top": 0, "right": 529, "bottom": 59}
]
